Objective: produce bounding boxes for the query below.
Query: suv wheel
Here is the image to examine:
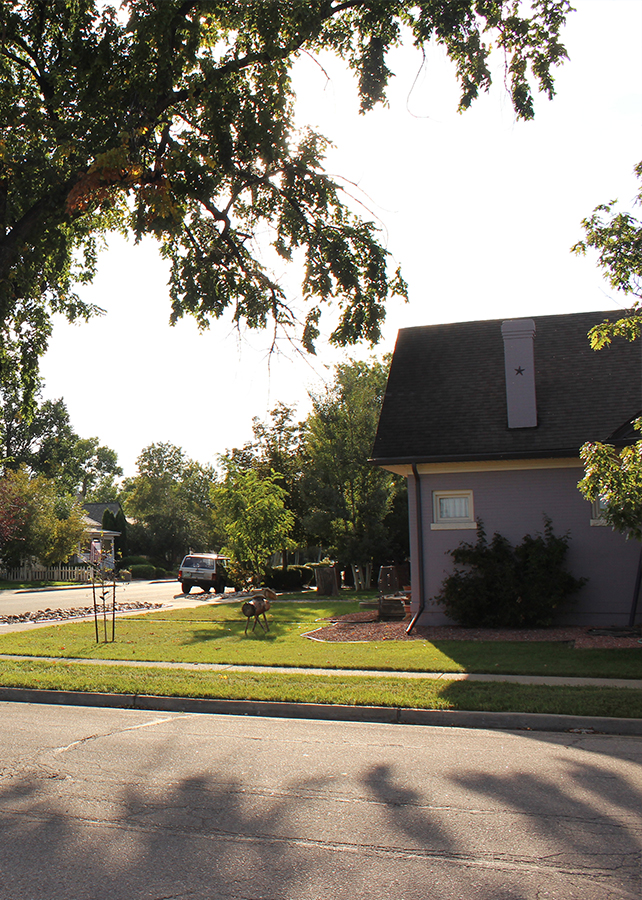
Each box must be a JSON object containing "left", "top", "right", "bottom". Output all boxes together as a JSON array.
[{"left": 182, "top": 582, "right": 192, "bottom": 594}]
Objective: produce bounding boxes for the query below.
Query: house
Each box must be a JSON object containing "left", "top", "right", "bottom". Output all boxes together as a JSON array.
[
  {"left": 79, "top": 502, "right": 123, "bottom": 568},
  {"left": 82, "top": 502, "right": 123, "bottom": 532},
  {"left": 371, "top": 310, "right": 642, "bottom": 628}
]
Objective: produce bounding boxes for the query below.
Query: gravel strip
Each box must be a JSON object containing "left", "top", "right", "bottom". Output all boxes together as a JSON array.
[{"left": 0, "top": 602, "right": 163, "bottom": 625}]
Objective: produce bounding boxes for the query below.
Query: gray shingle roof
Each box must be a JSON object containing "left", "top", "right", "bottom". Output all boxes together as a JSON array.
[
  {"left": 82, "top": 502, "right": 123, "bottom": 528},
  {"left": 372, "top": 310, "right": 642, "bottom": 464}
]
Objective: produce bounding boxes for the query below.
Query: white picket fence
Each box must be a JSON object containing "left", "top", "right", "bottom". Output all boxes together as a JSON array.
[{"left": 0, "top": 565, "right": 91, "bottom": 583}]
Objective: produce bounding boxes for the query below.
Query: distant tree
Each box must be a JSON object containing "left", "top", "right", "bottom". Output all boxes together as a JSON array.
[
  {"left": 113, "top": 507, "right": 129, "bottom": 558},
  {"left": 121, "top": 442, "right": 217, "bottom": 566},
  {"left": 75, "top": 441, "right": 122, "bottom": 500},
  {"left": 100, "top": 505, "right": 128, "bottom": 559},
  {"left": 0, "top": 388, "right": 122, "bottom": 496},
  {"left": 301, "top": 357, "right": 407, "bottom": 585},
  {"left": 0, "top": 474, "right": 28, "bottom": 553},
  {"left": 0, "top": 468, "right": 85, "bottom": 568},
  {"left": 213, "top": 464, "right": 295, "bottom": 585},
  {"left": 0, "top": 1, "right": 571, "bottom": 404},
  {"left": 222, "top": 402, "right": 306, "bottom": 567},
  {"left": 102, "top": 507, "right": 117, "bottom": 531}
]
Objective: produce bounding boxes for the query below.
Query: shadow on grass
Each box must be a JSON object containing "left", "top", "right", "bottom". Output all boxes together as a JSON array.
[
  {"left": 187, "top": 624, "right": 280, "bottom": 645},
  {"left": 428, "top": 640, "right": 642, "bottom": 679},
  {"left": 181, "top": 604, "right": 337, "bottom": 647},
  {"left": 436, "top": 678, "right": 642, "bottom": 718}
]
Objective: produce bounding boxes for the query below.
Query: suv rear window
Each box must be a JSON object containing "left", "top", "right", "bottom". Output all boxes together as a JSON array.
[{"left": 182, "top": 556, "right": 216, "bottom": 569}]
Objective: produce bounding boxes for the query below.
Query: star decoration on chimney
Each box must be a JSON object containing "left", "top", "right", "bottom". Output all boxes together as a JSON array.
[{"left": 515, "top": 366, "right": 525, "bottom": 376}]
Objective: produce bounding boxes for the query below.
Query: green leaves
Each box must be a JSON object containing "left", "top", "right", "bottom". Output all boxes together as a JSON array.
[
  {"left": 213, "top": 464, "right": 295, "bottom": 582},
  {"left": 0, "top": 387, "right": 122, "bottom": 500},
  {"left": 0, "top": 0, "right": 571, "bottom": 404},
  {"left": 573, "top": 161, "right": 642, "bottom": 347},
  {"left": 579, "top": 432, "right": 642, "bottom": 542},
  {"left": 0, "top": 467, "right": 86, "bottom": 568},
  {"left": 121, "top": 442, "right": 218, "bottom": 566},
  {"left": 302, "top": 356, "right": 405, "bottom": 565},
  {"left": 574, "top": 161, "right": 642, "bottom": 540},
  {"left": 437, "top": 517, "right": 586, "bottom": 627}
]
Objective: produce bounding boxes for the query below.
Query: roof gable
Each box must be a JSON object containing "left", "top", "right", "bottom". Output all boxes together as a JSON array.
[{"left": 372, "top": 310, "right": 642, "bottom": 464}]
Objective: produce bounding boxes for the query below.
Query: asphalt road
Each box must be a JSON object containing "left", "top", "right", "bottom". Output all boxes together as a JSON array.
[
  {"left": 1, "top": 702, "right": 640, "bottom": 899},
  {"left": 0, "top": 579, "right": 210, "bottom": 622}
]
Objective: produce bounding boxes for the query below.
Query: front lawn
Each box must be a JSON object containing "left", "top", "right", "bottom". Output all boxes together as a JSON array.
[
  {"left": 0, "top": 657, "right": 641, "bottom": 719},
  {"left": 0, "top": 600, "right": 639, "bottom": 679}
]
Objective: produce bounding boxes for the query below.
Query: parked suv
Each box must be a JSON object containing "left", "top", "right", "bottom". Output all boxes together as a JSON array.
[{"left": 178, "top": 553, "right": 229, "bottom": 594}]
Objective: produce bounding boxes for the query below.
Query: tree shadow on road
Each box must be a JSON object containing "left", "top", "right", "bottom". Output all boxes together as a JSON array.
[{"left": 0, "top": 727, "right": 640, "bottom": 900}]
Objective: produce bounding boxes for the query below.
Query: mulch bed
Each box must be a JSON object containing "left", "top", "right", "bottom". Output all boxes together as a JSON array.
[{"left": 306, "top": 610, "right": 642, "bottom": 649}]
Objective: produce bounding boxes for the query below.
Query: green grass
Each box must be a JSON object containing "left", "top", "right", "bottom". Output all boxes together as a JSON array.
[
  {"left": 0, "top": 600, "right": 640, "bottom": 679},
  {"left": 0, "top": 657, "right": 640, "bottom": 718},
  {"left": 0, "top": 580, "right": 78, "bottom": 591}
]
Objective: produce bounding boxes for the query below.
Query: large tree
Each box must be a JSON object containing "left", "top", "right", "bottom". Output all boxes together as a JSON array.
[
  {"left": 572, "top": 160, "right": 642, "bottom": 348},
  {"left": 1, "top": 0, "right": 571, "bottom": 402}
]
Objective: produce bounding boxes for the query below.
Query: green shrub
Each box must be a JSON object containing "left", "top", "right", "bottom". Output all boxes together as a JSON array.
[
  {"left": 129, "top": 563, "right": 157, "bottom": 580},
  {"left": 117, "top": 555, "right": 151, "bottom": 571},
  {"left": 263, "top": 565, "right": 315, "bottom": 590},
  {"left": 436, "top": 517, "right": 587, "bottom": 627}
]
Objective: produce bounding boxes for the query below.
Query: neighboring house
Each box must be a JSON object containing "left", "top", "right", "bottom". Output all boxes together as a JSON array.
[
  {"left": 371, "top": 310, "right": 642, "bottom": 627},
  {"left": 82, "top": 502, "right": 123, "bottom": 528},
  {"left": 80, "top": 502, "right": 123, "bottom": 566}
]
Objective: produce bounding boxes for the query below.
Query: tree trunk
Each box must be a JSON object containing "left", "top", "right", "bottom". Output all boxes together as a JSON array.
[{"left": 315, "top": 566, "right": 339, "bottom": 596}]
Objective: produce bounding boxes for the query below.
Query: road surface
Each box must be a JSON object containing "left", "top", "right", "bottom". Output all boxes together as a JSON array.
[
  {"left": 0, "top": 579, "right": 210, "bottom": 624},
  {"left": 0, "top": 702, "right": 640, "bottom": 899}
]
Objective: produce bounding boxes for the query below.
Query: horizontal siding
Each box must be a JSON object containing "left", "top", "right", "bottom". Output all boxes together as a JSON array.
[{"left": 408, "top": 467, "right": 640, "bottom": 627}]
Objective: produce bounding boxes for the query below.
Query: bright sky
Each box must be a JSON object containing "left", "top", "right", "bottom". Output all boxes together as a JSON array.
[{"left": 40, "top": 0, "right": 642, "bottom": 479}]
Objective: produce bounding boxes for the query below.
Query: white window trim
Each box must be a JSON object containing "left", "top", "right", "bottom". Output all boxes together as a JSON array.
[{"left": 431, "top": 490, "right": 477, "bottom": 530}]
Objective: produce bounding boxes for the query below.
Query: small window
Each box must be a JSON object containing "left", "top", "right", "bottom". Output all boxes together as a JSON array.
[
  {"left": 431, "top": 490, "right": 476, "bottom": 530},
  {"left": 590, "top": 496, "right": 608, "bottom": 526}
]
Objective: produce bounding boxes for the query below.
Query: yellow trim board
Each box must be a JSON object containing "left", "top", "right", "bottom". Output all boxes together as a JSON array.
[{"left": 381, "top": 457, "right": 582, "bottom": 476}]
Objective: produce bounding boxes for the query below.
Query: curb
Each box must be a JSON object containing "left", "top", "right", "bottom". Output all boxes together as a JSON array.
[
  {"left": 1, "top": 686, "right": 641, "bottom": 735},
  {"left": 12, "top": 579, "right": 176, "bottom": 594}
]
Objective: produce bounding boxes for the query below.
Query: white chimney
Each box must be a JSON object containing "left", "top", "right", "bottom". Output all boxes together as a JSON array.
[{"left": 501, "top": 319, "right": 537, "bottom": 428}]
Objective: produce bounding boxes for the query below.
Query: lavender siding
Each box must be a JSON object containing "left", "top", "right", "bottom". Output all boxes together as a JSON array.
[{"left": 408, "top": 465, "right": 640, "bottom": 627}]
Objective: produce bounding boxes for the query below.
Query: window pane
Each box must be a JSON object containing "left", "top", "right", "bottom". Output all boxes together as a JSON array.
[{"left": 439, "top": 496, "right": 469, "bottom": 519}]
